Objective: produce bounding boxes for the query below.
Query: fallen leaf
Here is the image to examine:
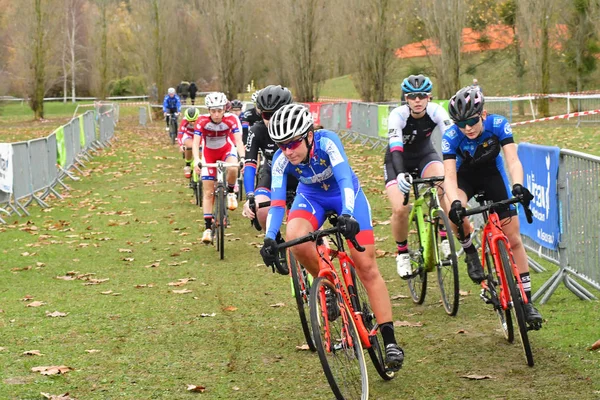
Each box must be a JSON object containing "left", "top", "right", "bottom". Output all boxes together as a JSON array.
[
  {"left": 590, "top": 339, "right": 600, "bottom": 351},
  {"left": 187, "top": 385, "right": 206, "bottom": 393},
  {"left": 0, "top": 347, "right": 6, "bottom": 351},
  {"left": 461, "top": 374, "right": 493, "bottom": 380},
  {"left": 391, "top": 294, "right": 409, "bottom": 300},
  {"left": 144, "top": 262, "right": 160, "bottom": 268},
  {"left": 122, "top": 257, "right": 135, "bottom": 262},
  {"left": 269, "top": 303, "right": 285, "bottom": 308},
  {"left": 459, "top": 290, "right": 470, "bottom": 296},
  {"left": 40, "top": 392, "right": 77, "bottom": 400},
  {"left": 46, "top": 311, "right": 69, "bottom": 318},
  {"left": 232, "top": 386, "right": 240, "bottom": 391},
  {"left": 118, "top": 248, "right": 133, "bottom": 253},
  {"left": 393, "top": 320, "right": 423, "bottom": 328},
  {"left": 456, "top": 329, "right": 468, "bottom": 334},
  {"left": 168, "top": 278, "right": 195, "bottom": 287},
  {"left": 375, "top": 249, "right": 389, "bottom": 258},
  {"left": 85, "top": 349, "right": 101, "bottom": 353},
  {"left": 21, "top": 295, "right": 35, "bottom": 301},
  {"left": 31, "top": 366, "right": 74, "bottom": 375},
  {"left": 172, "top": 289, "right": 192, "bottom": 294},
  {"left": 223, "top": 306, "right": 237, "bottom": 312},
  {"left": 295, "top": 344, "right": 311, "bottom": 351},
  {"left": 200, "top": 313, "right": 216, "bottom": 317},
  {"left": 134, "top": 284, "right": 154, "bottom": 288},
  {"left": 26, "top": 301, "right": 46, "bottom": 308},
  {"left": 23, "top": 350, "right": 44, "bottom": 356},
  {"left": 36, "top": 262, "right": 46, "bottom": 267}
]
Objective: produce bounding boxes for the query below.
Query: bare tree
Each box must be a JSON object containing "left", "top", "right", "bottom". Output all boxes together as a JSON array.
[
  {"left": 62, "top": 0, "right": 84, "bottom": 102},
  {"left": 31, "top": 0, "right": 48, "bottom": 118},
  {"left": 415, "top": 0, "right": 466, "bottom": 99},
  {"left": 498, "top": 0, "right": 526, "bottom": 114},
  {"left": 518, "top": 0, "right": 559, "bottom": 116},
  {"left": 345, "top": 0, "right": 402, "bottom": 101}
]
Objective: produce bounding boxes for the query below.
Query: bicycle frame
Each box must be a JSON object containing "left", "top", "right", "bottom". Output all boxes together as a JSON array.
[
  {"left": 480, "top": 210, "right": 529, "bottom": 310},
  {"left": 407, "top": 180, "right": 443, "bottom": 271}
]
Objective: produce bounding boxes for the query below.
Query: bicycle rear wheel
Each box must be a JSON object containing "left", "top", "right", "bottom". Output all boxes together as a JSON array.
[
  {"left": 169, "top": 118, "right": 177, "bottom": 144},
  {"left": 193, "top": 174, "right": 203, "bottom": 207},
  {"left": 433, "top": 209, "right": 460, "bottom": 316},
  {"left": 289, "top": 250, "right": 315, "bottom": 351},
  {"left": 407, "top": 214, "right": 427, "bottom": 304},
  {"left": 213, "top": 186, "right": 225, "bottom": 259},
  {"left": 498, "top": 241, "right": 534, "bottom": 367},
  {"left": 484, "top": 237, "right": 513, "bottom": 342},
  {"left": 350, "top": 267, "right": 395, "bottom": 381},
  {"left": 310, "top": 277, "right": 369, "bottom": 400}
]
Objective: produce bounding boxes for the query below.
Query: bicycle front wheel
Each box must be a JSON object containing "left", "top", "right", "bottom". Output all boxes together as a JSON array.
[
  {"left": 350, "top": 267, "right": 395, "bottom": 381},
  {"left": 484, "top": 237, "right": 513, "bottom": 342},
  {"left": 433, "top": 209, "right": 460, "bottom": 316},
  {"left": 498, "top": 241, "right": 534, "bottom": 367},
  {"left": 193, "top": 174, "right": 203, "bottom": 207},
  {"left": 169, "top": 120, "right": 177, "bottom": 144},
  {"left": 407, "top": 214, "right": 427, "bottom": 304},
  {"left": 213, "top": 186, "right": 225, "bottom": 259},
  {"left": 310, "top": 277, "right": 369, "bottom": 400},
  {"left": 289, "top": 250, "right": 315, "bottom": 351}
]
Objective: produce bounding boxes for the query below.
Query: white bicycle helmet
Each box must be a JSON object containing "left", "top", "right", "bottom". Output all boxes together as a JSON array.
[
  {"left": 205, "top": 92, "right": 228, "bottom": 109},
  {"left": 167, "top": 87, "right": 176, "bottom": 95},
  {"left": 251, "top": 90, "right": 260, "bottom": 103},
  {"left": 268, "top": 104, "right": 313, "bottom": 143}
]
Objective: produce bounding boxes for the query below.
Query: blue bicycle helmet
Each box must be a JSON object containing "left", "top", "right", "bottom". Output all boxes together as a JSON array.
[{"left": 401, "top": 74, "right": 433, "bottom": 94}]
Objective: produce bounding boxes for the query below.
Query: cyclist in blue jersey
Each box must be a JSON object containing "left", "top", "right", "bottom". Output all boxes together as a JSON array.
[
  {"left": 163, "top": 87, "right": 181, "bottom": 131},
  {"left": 384, "top": 74, "right": 454, "bottom": 279},
  {"left": 442, "top": 86, "right": 542, "bottom": 326},
  {"left": 259, "top": 104, "right": 405, "bottom": 371}
]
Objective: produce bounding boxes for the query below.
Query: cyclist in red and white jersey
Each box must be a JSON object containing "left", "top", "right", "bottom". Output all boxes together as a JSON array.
[
  {"left": 178, "top": 107, "right": 201, "bottom": 178},
  {"left": 193, "top": 92, "right": 245, "bottom": 244}
]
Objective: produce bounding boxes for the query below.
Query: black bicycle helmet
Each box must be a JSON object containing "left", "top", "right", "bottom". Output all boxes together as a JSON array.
[
  {"left": 401, "top": 74, "right": 433, "bottom": 94},
  {"left": 230, "top": 99, "right": 243, "bottom": 109},
  {"left": 256, "top": 85, "right": 293, "bottom": 112},
  {"left": 448, "top": 87, "right": 484, "bottom": 122}
]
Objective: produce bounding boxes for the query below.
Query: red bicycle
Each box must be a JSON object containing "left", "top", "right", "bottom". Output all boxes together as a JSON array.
[
  {"left": 275, "top": 213, "right": 395, "bottom": 400},
  {"left": 456, "top": 192, "right": 539, "bottom": 367}
]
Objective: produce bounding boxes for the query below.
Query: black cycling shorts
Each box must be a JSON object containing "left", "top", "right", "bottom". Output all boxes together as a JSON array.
[
  {"left": 458, "top": 170, "right": 517, "bottom": 220},
  {"left": 383, "top": 147, "right": 442, "bottom": 186}
]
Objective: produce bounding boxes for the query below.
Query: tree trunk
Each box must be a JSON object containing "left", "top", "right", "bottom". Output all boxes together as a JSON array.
[
  {"left": 31, "top": 0, "right": 46, "bottom": 119},
  {"left": 539, "top": 9, "right": 550, "bottom": 116},
  {"left": 99, "top": 0, "right": 108, "bottom": 100},
  {"left": 151, "top": 0, "right": 164, "bottom": 100},
  {"left": 70, "top": 1, "right": 76, "bottom": 103}
]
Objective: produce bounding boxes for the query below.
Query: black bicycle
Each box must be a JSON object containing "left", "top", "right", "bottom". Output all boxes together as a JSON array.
[{"left": 167, "top": 111, "right": 179, "bottom": 144}]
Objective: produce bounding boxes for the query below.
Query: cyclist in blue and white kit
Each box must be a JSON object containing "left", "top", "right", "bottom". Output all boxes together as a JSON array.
[
  {"left": 259, "top": 104, "right": 405, "bottom": 371},
  {"left": 442, "top": 86, "right": 542, "bottom": 326},
  {"left": 163, "top": 87, "right": 181, "bottom": 131},
  {"left": 384, "top": 75, "right": 453, "bottom": 279}
]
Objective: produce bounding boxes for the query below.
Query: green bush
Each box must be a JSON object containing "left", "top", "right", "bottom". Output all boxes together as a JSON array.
[{"left": 108, "top": 75, "right": 147, "bottom": 96}]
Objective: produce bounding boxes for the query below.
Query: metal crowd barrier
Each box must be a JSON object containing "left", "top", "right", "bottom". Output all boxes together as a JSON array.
[{"left": 0, "top": 106, "right": 117, "bottom": 222}]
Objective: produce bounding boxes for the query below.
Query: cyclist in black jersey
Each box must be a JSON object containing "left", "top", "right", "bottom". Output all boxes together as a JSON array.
[
  {"left": 242, "top": 85, "right": 298, "bottom": 230},
  {"left": 383, "top": 75, "right": 454, "bottom": 279},
  {"left": 240, "top": 91, "right": 262, "bottom": 146}
]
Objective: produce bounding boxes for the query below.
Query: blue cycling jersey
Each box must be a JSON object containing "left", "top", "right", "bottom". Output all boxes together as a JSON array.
[
  {"left": 265, "top": 130, "right": 360, "bottom": 240},
  {"left": 162, "top": 94, "right": 181, "bottom": 113},
  {"left": 441, "top": 114, "right": 514, "bottom": 174}
]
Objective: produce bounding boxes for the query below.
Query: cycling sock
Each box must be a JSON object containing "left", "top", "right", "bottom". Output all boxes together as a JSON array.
[
  {"left": 460, "top": 233, "right": 477, "bottom": 254},
  {"left": 380, "top": 322, "right": 397, "bottom": 346},
  {"left": 204, "top": 215, "right": 212, "bottom": 230},
  {"left": 439, "top": 226, "right": 447, "bottom": 239},
  {"left": 227, "top": 185, "right": 235, "bottom": 194},
  {"left": 396, "top": 240, "right": 408, "bottom": 254},
  {"left": 520, "top": 272, "right": 532, "bottom": 301}
]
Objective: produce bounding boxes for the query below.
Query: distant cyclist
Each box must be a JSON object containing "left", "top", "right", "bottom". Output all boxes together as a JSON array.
[
  {"left": 240, "top": 91, "right": 262, "bottom": 146},
  {"left": 442, "top": 86, "right": 542, "bottom": 326},
  {"left": 242, "top": 85, "right": 298, "bottom": 231},
  {"left": 178, "top": 107, "right": 201, "bottom": 178},
  {"left": 230, "top": 99, "right": 244, "bottom": 118},
  {"left": 193, "top": 92, "right": 245, "bottom": 244},
  {"left": 384, "top": 74, "right": 453, "bottom": 279},
  {"left": 260, "top": 104, "right": 405, "bottom": 371},
  {"left": 162, "top": 87, "right": 181, "bottom": 132}
]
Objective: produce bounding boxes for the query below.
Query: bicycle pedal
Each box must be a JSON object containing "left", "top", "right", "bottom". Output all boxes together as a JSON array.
[{"left": 479, "top": 289, "right": 493, "bottom": 304}]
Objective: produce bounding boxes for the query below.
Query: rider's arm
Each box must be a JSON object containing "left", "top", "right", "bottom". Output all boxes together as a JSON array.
[
  {"left": 243, "top": 127, "right": 259, "bottom": 195},
  {"left": 441, "top": 128, "right": 460, "bottom": 201},
  {"left": 162, "top": 96, "right": 168, "bottom": 113},
  {"left": 176, "top": 96, "right": 181, "bottom": 113},
  {"left": 192, "top": 122, "right": 202, "bottom": 163},
  {"left": 265, "top": 151, "right": 289, "bottom": 240},
  {"left": 496, "top": 118, "right": 523, "bottom": 186},
  {"left": 321, "top": 133, "right": 356, "bottom": 216},
  {"left": 429, "top": 102, "right": 454, "bottom": 135},
  {"left": 232, "top": 114, "right": 245, "bottom": 158},
  {"left": 177, "top": 119, "right": 187, "bottom": 146},
  {"left": 388, "top": 107, "right": 407, "bottom": 175}
]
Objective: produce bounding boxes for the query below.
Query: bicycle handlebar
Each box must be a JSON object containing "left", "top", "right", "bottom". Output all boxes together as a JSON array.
[
  {"left": 402, "top": 175, "right": 445, "bottom": 206},
  {"left": 196, "top": 161, "right": 240, "bottom": 169},
  {"left": 275, "top": 226, "right": 366, "bottom": 253}
]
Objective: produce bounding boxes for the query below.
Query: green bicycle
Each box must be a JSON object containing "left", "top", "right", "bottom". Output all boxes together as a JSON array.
[{"left": 403, "top": 174, "right": 460, "bottom": 316}]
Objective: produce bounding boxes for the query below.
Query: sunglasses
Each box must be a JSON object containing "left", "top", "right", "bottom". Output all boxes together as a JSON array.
[
  {"left": 261, "top": 111, "right": 274, "bottom": 120},
  {"left": 455, "top": 116, "right": 481, "bottom": 129},
  {"left": 406, "top": 92, "right": 429, "bottom": 100},
  {"left": 278, "top": 135, "right": 306, "bottom": 151}
]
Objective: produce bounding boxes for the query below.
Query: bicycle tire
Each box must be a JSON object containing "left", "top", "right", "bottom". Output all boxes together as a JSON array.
[
  {"left": 310, "top": 277, "right": 369, "bottom": 400},
  {"left": 237, "top": 172, "right": 243, "bottom": 201},
  {"left": 407, "top": 213, "right": 427, "bottom": 304},
  {"left": 196, "top": 179, "right": 203, "bottom": 207},
  {"left": 289, "top": 250, "right": 315, "bottom": 351},
  {"left": 169, "top": 118, "right": 177, "bottom": 145},
  {"left": 484, "top": 237, "right": 513, "bottom": 342},
  {"left": 498, "top": 241, "right": 534, "bottom": 367},
  {"left": 350, "top": 267, "right": 395, "bottom": 381},
  {"left": 433, "top": 209, "right": 460, "bottom": 316},
  {"left": 217, "top": 186, "right": 225, "bottom": 260}
]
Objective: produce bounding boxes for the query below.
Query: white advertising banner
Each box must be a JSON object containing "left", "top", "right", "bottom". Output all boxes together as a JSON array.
[{"left": 0, "top": 143, "right": 14, "bottom": 193}]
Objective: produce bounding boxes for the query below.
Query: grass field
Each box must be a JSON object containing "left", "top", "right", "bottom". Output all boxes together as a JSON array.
[{"left": 0, "top": 104, "right": 599, "bottom": 399}]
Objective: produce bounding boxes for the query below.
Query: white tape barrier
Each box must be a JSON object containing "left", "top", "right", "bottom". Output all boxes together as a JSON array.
[{"left": 510, "top": 109, "right": 600, "bottom": 126}]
